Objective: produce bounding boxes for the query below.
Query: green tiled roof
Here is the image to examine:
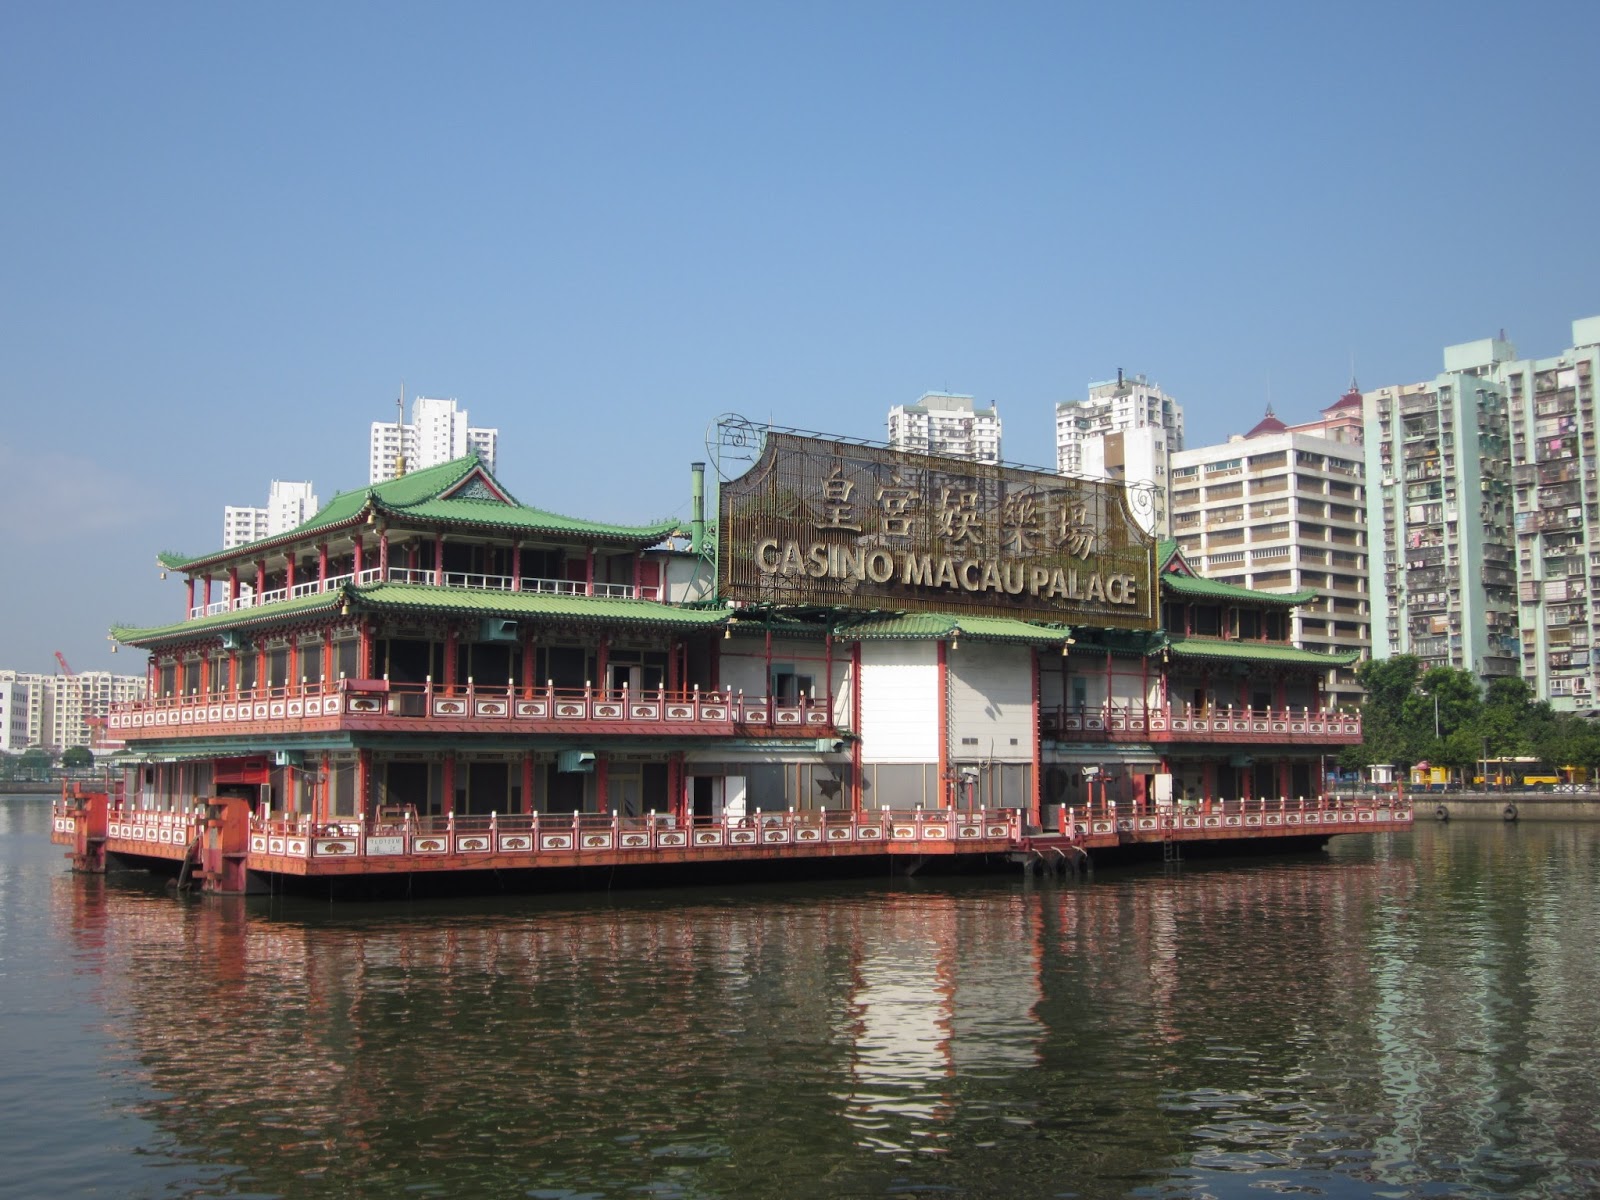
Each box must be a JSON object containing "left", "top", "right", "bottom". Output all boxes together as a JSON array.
[
  {"left": 1160, "top": 570, "right": 1318, "bottom": 607},
  {"left": 162, "top": 455, "right": 681, "bottom": 571},
  {"left": 351, "top": 583, "right": 728, "bottom": 629},
  {"left": 1166, "top": 635, "right": 1360, "bottom": 667},
  {"left": 842, "top": 613, "right": 1073, "bottom": 646},
  {"left": 112, "top": 591, "right": 345, "bottom": 647},
  {"left": 1154, "top": 540, "right": 1317, "bottom": 607}
]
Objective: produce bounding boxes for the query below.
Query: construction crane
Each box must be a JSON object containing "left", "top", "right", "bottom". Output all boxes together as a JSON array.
[{"left": 54, "top": 650, "right": 73, "bottom": 676}]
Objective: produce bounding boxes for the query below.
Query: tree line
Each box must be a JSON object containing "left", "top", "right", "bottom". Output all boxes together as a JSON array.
[{"left": 1341, "top": 656, "right": 1600, "bottom": 779}]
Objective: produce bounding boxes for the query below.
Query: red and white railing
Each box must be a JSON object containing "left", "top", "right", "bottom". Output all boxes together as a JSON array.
[{"left": 108, "top": 681, "right": 837, "bottom": 734}]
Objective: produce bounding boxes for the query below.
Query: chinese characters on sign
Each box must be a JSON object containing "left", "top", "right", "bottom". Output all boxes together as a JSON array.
[{"left": 720, "top": 433, "right": 1156, "bottom": 626}]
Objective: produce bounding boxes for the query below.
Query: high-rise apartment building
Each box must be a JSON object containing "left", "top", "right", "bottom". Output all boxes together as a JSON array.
[
  {"left": 222, "top": 480, "right": 320, "bottom": 550},
  {"left": 1170, "top": 408, "right": 1370, "bottom": 709},
  {"left": 0, "top": 674, "right": 32, "bottom": 753},
  {"left": 0, "top": 669, "right": 145, "bottom": 752},
  {"left": 43, "top": 671, "right": 146, "bottom": 752},
  {"left": 1363, "top": 343, "right": 1518, "bottom": 681},
  {"left": 1055, "top": 372, "right": 1184, "bottom": 535},
  {"left": 1502, "top": 316, "right": 1600, "bottom": 708},
  {"left": 886, "top": 393, "right": 1002, "bottom": 463},
  {"left": 370, "top": 396, "right": 499, "bottom": 483}
]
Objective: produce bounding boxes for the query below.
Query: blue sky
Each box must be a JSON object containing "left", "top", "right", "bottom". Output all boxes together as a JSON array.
[{"left": 3, "top": 1, "right": 1597, "bottom": 674}]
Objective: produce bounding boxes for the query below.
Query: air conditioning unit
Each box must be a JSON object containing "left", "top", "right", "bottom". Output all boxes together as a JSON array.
[
  {"left": 479, "top": 618, "right": 519, "bottom": 643},
  {"left": 557, "top": 750, "right": 596, "bottom": 774}
]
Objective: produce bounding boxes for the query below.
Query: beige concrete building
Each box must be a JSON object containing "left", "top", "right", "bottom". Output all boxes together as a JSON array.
[{"left": 1170, "top": 408, "right": 1369, "bottom": 709}]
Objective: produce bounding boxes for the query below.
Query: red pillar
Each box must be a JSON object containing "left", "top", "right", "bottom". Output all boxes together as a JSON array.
[
  {"left": 358, "top": 621, "right": 373, "bottom": 678},
  {"left": 203, "top": 575, "right": 213, "bottom": 611},
  {"left": 1030, "top": 647, "right": 1041, "bottom": 827},
  {"left": 318, "top": 543, "right": 328, "bottom": 590},
  {"left": 521, "top": 632, "right": 536, "bottom": 699},
  {"left": 511, "top": 541, "right": 522, "bottom": 592},
  {"left": 185, "top": 576, "right": 195, "bottom": 618},
  {"left": 255, "top": 559, "right": 266, "bottom": 598},
  {"left": 937, "top": 639, "right": 950, "bottom": 809},
  {"left": 434, "top": 532, "right": 444, "bottom": 586},
  {"left": 850, "top": 641, "right": 863, "bottom": 813},
  {"left": 353, "top": 534, "right": 364, "bottom": 578},
  {"left": 632, "top": 552, "right": 642, "bottom": 599},
  {"left": 285, "top": 555, "right": 295, "bottom": 594},
  {"left": 444, "top": 628, "right": 458, "bottom": 694},
  {"left": 379, "top": 530, "right": 389, "bottom": 577},
  {"left": 585, "top": 546, "right": 595, "bottom": 597},
  {"left": 357, "top": 749, "right": 372, "bottom": 819},
  {"left": 228, "top": 565, "right": 239, "bottom": 608}
]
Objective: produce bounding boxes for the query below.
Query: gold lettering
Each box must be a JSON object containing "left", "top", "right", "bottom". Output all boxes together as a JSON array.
[
  {"left": 1048, "top": 569, "right": 1068, "bottom": 599},
  {"left": 865, "top": 549, "right": 895, "bottom": 583},
  {"left": 1029, "top": 566, "right": 1050, "bottom": 595},
  {"left": 979, "top": 561, "right": 1003, "bottom": 593},
  {"left": 1086, "top": 573, "right": 1105, "bottom": 603},
  {"left": 903, "top": 554, "right": 935, "bottom": 586},
  {"left": 757, "top": 539, "right": 780, "bottom": 572},
  {"left": 1002, "top": 563, "right": 1027, "bottom": 595},
  {"left": 935, "top": 557, "right": 958, "bottom": 588},
  {"left": 780, "top": 542, "right": 805, "bottom": 576},
  {"left": 806, "top": 544, "right": 828, "bottom": 578}
]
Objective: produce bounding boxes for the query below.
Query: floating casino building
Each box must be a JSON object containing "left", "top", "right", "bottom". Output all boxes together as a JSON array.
[{"left": 57, "top": 428, "right": 1385, "bottom": 894}]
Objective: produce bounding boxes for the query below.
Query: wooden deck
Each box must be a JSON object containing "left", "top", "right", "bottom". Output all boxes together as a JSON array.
[{"left": 52, "top": 793, "right": 1413, "bottom": 894}]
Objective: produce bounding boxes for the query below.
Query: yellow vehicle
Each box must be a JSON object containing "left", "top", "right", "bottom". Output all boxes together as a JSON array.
[{"left": 1472, "top": 758, "right": 1583, "bottom": 789}]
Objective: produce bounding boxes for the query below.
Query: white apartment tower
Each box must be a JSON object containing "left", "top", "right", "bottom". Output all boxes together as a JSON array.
[
  {"left": 222, "top": 480, "right": 321, "bottom": 550},
  {"left": 1363, "top": 343, "right": 1517, "bottom": 683},
  {"left": 1500, "top": 316, "right": 1600, "bottom": 708},
  {"left": 0, "top": 673, "right": 33, "bottom": 752},
  {"left": 1055, "top": 372, "right": 1185, "bottom": 535},
  {"left": 886, "top": 393, "right": 1002, "bottom": 463},
  {"left": 1170, "top": 408, "right": 1371, "bottom": 709},
  {"left": 370, "top": 396, "right": 499, "bottom": 483}
]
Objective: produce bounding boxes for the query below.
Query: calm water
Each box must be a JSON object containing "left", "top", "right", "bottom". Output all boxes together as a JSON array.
[{"left": 3, "top": 795, "right": 1598, "bottom": 1199}]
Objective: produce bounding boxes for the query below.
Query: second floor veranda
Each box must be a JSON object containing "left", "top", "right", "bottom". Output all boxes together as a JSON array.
[
  {"left": 108, "top": 677, "right": 839, "bottom": 741},
  {"left": 1042, "top": 700, "right": 1361, "bottom": 746}
]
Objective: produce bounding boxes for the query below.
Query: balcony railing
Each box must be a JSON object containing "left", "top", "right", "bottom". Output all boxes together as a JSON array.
[
  {"left": 108, "top": 679, "right": 837, "bottom": 738},
  {"left": 1041, "top": 703, "right": 1361, "bottom": 745},
  {"left": 187, "top": 567, "right": 663, "bottom": 620}
]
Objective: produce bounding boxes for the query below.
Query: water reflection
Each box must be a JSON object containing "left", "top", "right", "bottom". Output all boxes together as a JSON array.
[{"left": 27, "top": 802, "right": 1600, "bottom": 1198}]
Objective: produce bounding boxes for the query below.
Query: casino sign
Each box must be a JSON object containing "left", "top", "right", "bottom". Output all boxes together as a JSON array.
[{"left": 718, "top": 432, "right": 1157, "bottom": 628}]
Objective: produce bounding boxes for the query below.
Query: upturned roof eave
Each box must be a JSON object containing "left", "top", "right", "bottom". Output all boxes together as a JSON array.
[
  {"left": 160, "top": 508, "right": 376, "bottom": 574},
  {"left": 366, "top": 495, "right": 682, "bottom": 547}
]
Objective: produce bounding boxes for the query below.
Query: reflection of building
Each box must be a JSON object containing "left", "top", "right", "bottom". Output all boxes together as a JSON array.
[
  {"left": 1055, "top": 372, "right": 1184, "bottom": 536},
  {"left": 370, "top": 396, "right": 498, "bottom": 483},
  {"left": 1170, "top": 402, "right": 1370, "bottom": 710},
  {"left": 887, "top": 392, "right": 1002, "bottom": 464}
]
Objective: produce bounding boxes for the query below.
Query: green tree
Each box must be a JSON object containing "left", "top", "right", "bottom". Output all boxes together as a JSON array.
[{"left": 60, "top": 745, "right": 94, "bottom": 768}]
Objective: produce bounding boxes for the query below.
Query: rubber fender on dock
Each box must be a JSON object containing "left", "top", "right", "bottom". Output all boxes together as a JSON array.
[
  {"left": 1503, "top": 803, "right": 1518, "bottom": 823},
  {"left": 1434, "top": 804, "right": 1450, "bottom": 822}
]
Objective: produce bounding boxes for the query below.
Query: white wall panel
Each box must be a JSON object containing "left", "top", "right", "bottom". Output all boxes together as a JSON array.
[
  {"left": 860, "top": 641, "right": 938, "bottom": 763},
  {"left": 948, "top": 644, "right": 1033, "bottom": 763}
]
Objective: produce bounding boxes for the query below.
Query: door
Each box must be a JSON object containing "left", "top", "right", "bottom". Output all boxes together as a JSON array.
[{"left": 609, "top": 769, "right": 642, "bottom": 818}]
